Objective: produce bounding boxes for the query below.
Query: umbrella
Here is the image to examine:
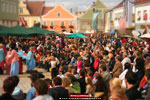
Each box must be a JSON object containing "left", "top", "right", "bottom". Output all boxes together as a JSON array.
[
  {"left": 29, "top": 27, "right": 56, "bottom": 35},
  {"left": 66, "top": 33, "right": 87, "bottom": 38},
  {"left": 140, "top": 33, "right": 150, "bottom": 38}
]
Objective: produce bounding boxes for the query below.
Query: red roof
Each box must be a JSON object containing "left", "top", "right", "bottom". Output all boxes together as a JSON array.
[
  {"left": 113, "top": 1, "right": 123, "bottom": 9},
  {"left": 135, "top": 0, "right": 150, "bottom": 3},
  {"left": 24, "top": 1, "right": 45, "bottom": 15},
  {"left": 42, "top": 7, "right": 54, "bottom": 15}
]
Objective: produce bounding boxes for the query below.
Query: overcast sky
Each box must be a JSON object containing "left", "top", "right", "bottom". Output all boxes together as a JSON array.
[{"left": 24, "top": 0, "right": 122, "bottom": 11}]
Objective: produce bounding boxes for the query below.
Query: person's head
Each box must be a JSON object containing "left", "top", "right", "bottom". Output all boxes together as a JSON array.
[
  {"left": 2, "top": 76, "right": 16, "bottom": 94},
  {"left": 45, "top": 78, "right": 52, "bottom": 87},
  {"left": 11, "top": 76, "right": 20, "bottom": 87},
  {"left": 111, "top": 87, "right": 128, "bottom": 100},
  {"left": 34, "top": 79, "right": 48, "bottom": 95},
  {"left": 109, "top": 78, "right": 122, "bottom": 92},
  {"left": 124, "top": 62, "right": 131, "bottom": 70},
  {"left": 71, "top": 69, "right": 77, "bottom": 75},
  {"left": 77, "top": 57, "right": 82, "bottom": 61},
  {"left": 122, "top": 52, "right": 128, "bottom": 58},
  {"left": 79, "top": 69, "right": 85, "bottom": 78},
  {"left": 0, "top": 43, "right": 3, "bottom": 49},
  {"left": 29, "top": 73, "right": 40, "bottom": 85},
  {"left": 62, "top": 77, "right": 71, "bottom": 87},
  {"left": 145, "top": 69, "right": 150, "bottom": 83},
  {"left": 99, "top": 64, "right": 107, "bottom": 73},
  {"left": 53, "top": 77, "right": 62, "bottom": 86},
  {"left": 66, "top": 73, "right": 77, "bottom": 83},
  {"left": 125, "top": 71, "right": 137, "bottom": 87},
  {"left": 115, "top": 56, "right": 122, "bottom": 62},
  {"left": 85, "top": 77, "right": 94, "bottom": 87},
  {"left": 10, "top": 43, "right": 16, "bottom": 50}
]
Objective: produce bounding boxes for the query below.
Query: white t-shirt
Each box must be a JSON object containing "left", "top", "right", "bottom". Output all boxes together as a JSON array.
[{"left": 121, "top": 57, "right": 131, "bottom": 70}]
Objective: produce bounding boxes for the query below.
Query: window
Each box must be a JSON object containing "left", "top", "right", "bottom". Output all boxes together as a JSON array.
[
  {"left": 33, "top": 21, "right": 36, "bottom": 25},
  {"left": 44, "top": 21, "right": 46, "bottom": 25},
  {"left": 50, "top": 21, "right": 54, "bottom": 26},
  {"left": 61, "top": 21, "right": 65, "bottom": 26},
  {"left": 1, "top": 0, "right": 5, "bottom": 12},
  {"left": 19, "top": 8, "right": 23, "bottom": 13},
  {"left": 58, "top": 13, "right": 61, "bottom": 17},
  {"left": 70, "top": 21, "right": 72, "bottom": 26}
]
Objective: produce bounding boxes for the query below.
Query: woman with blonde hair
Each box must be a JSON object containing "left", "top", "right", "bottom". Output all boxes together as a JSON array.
[
  {"left": 85, "top": 77, "right": 95, "bottom": 95},
  {"left": 109, "top": 78, "right": 122, "bottom": 92},
  {"left": 111, "top": 87, "right": 128, "bottom": 100},
  {"left": 62, "top": 77, "right": 72, "bottom": 94}
]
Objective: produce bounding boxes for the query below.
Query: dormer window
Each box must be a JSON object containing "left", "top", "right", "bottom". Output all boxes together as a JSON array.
[
  {"left": 19, "top": 7, "right": 23, "bottom": 13},
  {"left": 58, "top": 13, "right": 61, "bottom": 17}
]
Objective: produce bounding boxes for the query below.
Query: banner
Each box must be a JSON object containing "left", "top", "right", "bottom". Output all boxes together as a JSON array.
[
  {"left": 119, "top": 18, "right": 126, "bottom": 30},
  {"left": 93, "top": 12, "right": 100, "bottom": 31}
]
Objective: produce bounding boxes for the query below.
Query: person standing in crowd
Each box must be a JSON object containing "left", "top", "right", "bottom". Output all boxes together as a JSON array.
[
  {"left": 112, "top": 56, "right": 123, "bottom": 78},
  {"left": 23, "top": 47, "right": 36, "bottom": 73},
  {"left": 77, "top": 57, "right": 83, "bottom": 73},
  {"left": 0, "top": 44, "right": 5, "bottom": 74},
  {"left": 5, "top": 44, "right": 19, "bottom": 76},
  {"left": 62, "top": 77, "right": 72, "bottom": 94},
  {"left": 48, "top": 77, "right": 69, "bottom": 100},
  {"left": 85, "top": 77, "right": 95, "bottom": 95},
  {"left": 125, "top": 71, "right": 142, "bottom": 100},
  {"left": 26, "top": 73, "right": 40, "bottom": 100},
  {"left": 12, "top": 76, "right": 24, "bottom": 100},
  {"left": 50, "top": 54, "right": 60, "bottom": 79},
  {"left": 111, "top": 87, "right": 128, "bottom": 100},
  {"left": 144, "top": 69, "right": 150, "bottom": 100},
  {"left": 17, "top": 45, "right": 23, "bottom": 74},
  {"left": 0, "top": 76, "right": 17, "bottom": 100},
  {"left": 121, "top": 52, "right": 131, "bottom": 70},
  {"left": 78, "top": 69, "right": 86, "bottom": 94},
  {"left": 99, "top": 64, "right": 112, "bottom": 90},
  {"left": 33, "top": 79, "right": 54, "bottom": 100}
]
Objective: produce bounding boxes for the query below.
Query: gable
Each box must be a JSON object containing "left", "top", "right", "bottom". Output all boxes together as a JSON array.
[
  {"left": 80, "top": 0, "right": 108, "bottom": 19},
  {"left": 42, "top": 5, "right": 76, "bottom": 19}
]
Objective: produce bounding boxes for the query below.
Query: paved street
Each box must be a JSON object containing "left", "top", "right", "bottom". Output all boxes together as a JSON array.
[{"left": 0, "top": 65, "right": 51, "bottom": 95}]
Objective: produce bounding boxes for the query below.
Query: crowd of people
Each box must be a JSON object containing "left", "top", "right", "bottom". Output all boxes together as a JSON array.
[{"left": 0, "top": 34, "right": 150, "bottom": 100}]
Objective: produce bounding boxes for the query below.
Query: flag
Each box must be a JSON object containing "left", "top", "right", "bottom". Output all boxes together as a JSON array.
[
  {"left": 19, "top": 17, "right": 27, "bottom": 26},
  {"left": 93, "top": 12, "right": 100, "bottom": 31}
]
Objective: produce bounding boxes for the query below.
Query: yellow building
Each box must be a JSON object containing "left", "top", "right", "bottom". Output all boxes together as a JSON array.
[{"left": 18, "top": 0, "right": 45, "bottom": 27}]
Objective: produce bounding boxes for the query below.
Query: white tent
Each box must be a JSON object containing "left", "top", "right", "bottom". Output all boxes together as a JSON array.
[
  {"left": 140, "top": 33, "right": 150, "bottom": 38},
  {"left": 63, "top": 32, "right": 72, "bottom": 35}
]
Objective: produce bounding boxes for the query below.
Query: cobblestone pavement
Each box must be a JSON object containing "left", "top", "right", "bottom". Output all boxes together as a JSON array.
[{"left": 0, "top": 65, "right": 51, "bottom": 95}]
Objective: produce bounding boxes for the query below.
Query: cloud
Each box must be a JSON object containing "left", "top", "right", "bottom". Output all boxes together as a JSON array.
[{"left": 25, "top": 0, "right": 122, "bottom": 10}]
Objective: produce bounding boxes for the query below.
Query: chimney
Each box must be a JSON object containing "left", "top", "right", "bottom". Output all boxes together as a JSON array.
[
  {"left": 70, "top": 8, "right": 73, "bottom": 13},
  {"left": 75, "top": 8, "right": 78, "bottom": 15}
]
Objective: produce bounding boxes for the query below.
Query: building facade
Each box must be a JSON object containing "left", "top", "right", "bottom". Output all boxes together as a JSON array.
[
  {"left": 41, "top": 5, "right": 76, "bottom": 33},
  {"left": 0, "top": 0, "right": 18, "bottom": 27},
  {"left": 78, "top": 0, "right": 108, "bottom": 33},
  {"left": 18, "top": 0, "right": 45, "bottom": 27},
  {"left": 135, "top": 0, "right": 150, "bottom": 34}
]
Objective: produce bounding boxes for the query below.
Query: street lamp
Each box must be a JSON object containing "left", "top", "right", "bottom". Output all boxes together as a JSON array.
[{"left": 92, "top": 2, "right": 99, "bottom": 40}]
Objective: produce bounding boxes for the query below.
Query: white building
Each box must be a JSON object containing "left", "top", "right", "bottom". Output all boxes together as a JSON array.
[{"left": 135, "top": 0, "right": 150, "bottom": 34}]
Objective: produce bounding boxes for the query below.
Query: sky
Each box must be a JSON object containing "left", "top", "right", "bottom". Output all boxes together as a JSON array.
[{"left": 23, "top": 0, "right": 122, "bottom": 11}]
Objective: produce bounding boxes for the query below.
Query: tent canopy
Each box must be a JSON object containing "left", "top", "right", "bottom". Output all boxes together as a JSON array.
[
  {"left": 66, "top": 33, "right": 87, "bottom": 38},
  {"left": 0, "top": 26, "right": 36, "bottom": 36},
  {"left": 29, "top": 27, "right": 56, "bottom": 35},
  {"left": 0, "top": 25, "right": 9, "bottom": 36},
  {"left": 140, "top": 33, "right": 150, "bottom": 38}
]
